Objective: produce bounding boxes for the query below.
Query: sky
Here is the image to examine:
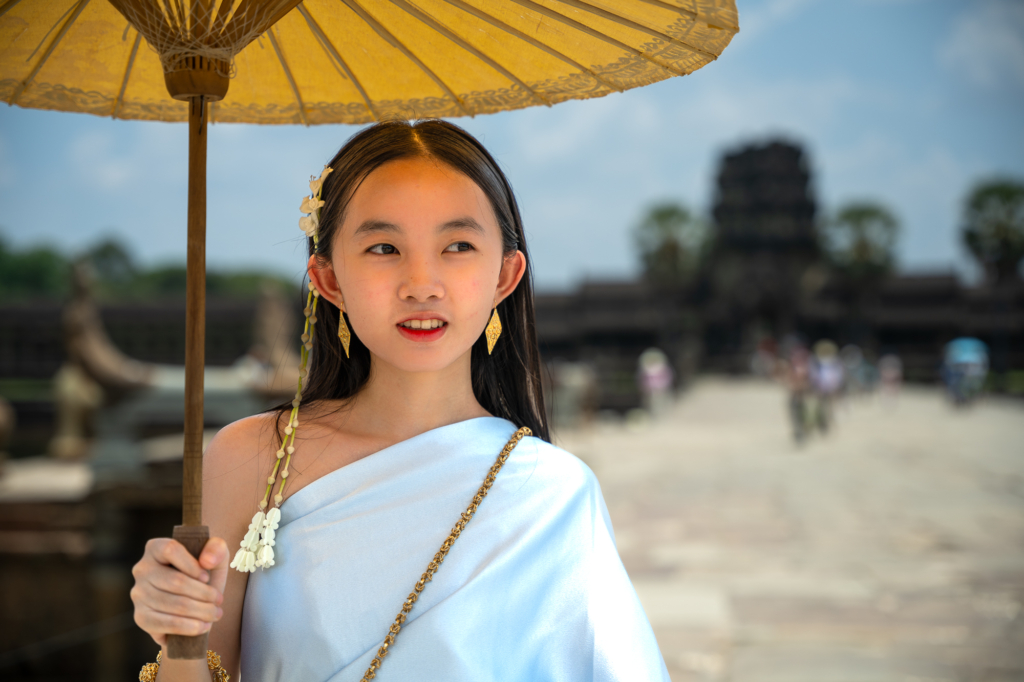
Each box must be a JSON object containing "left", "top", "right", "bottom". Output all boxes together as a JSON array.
[{"left": 1, "top": 0, "right": 1022, "bottom": 291}]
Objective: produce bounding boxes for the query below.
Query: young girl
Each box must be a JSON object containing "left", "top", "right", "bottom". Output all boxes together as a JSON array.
[{"left": 130, "top": 119, "right": 669, "bottom": 681}]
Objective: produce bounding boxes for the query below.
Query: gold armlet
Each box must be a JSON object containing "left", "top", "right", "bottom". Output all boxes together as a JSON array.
[{"left": 139, "top": 650, "right": 230, "bottom": 682}]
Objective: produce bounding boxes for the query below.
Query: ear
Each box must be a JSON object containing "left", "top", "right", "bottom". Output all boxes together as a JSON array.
[
  {"left": 493, "top": 250, "right": 527, "bottom": 306},
  {"left": 307, "top": 255, "right": 345, "bottom": 311}
]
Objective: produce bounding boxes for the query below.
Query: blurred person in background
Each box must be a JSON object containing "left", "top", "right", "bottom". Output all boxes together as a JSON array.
[
  {"left": 811, "top": 340, "right": 844, "bottom": 433},
  {"left": 942, "top": 337, "right": 989, "bottom": 406},
  {"left": 878, "top": 353, "right": 904, "bottom": 401},
  {"left": 549, "top": 360, "right": 598, "bottom": 429},
  {"left": 750, "top": 336, "right": 779, "bottom": 378},
  {"left": 638, "top": 348, "right": 674, "bottom": 418},
  {"left": 840, "top": 344, "right": 876, "bottom": 397},
  {"left": 778, "top": 342, "right": 813, "bottom": 444}
]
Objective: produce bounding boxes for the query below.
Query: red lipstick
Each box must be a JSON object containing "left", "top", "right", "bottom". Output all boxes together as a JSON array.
[{"left": 396, "top": 318, "right": 448, "bottom": 343}]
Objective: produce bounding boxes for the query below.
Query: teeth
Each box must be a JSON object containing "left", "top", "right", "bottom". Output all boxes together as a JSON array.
[{"left": 401, "top": 319, "right": 444, "bottom": 330}]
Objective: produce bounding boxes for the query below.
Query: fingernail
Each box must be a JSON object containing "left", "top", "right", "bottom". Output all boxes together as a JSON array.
[
  {"left": 200, "top": 571, "right": 210, "bottom": 583},
  {"left": 204, "top": 623, "right": 212, "bottom": 633},
  {"left": 216, "top": 594, "right": 224, "bottom": 605},
  {"left": 216, "top": 607, "right": 224, "bottom": 619}
]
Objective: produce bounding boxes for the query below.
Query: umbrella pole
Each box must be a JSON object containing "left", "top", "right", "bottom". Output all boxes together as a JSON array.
[{"left": 167, "top": 94, "right": 210, "bottom": 660}]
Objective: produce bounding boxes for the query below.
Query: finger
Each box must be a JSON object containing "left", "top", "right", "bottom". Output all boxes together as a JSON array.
[
  {"left": 135, "top": 606, "right": 212, "bottom": 638},
  {"left": 147, "top": 564, "right": 220, "bottom": 603},
  {"left": 199, "top": 536, "right": 228, "bottom": 570},
  {"left": 201, "top": 537, "right": 231, "bottom": 597},
  {"left": 133, "top": 596, "right": 166, "bottom": 647},
  {"left": 148, "top": 538, "right": 209, "bottom": 583},
  {"left": 138, "top": 585, "right": 223, "bottom": 624}
]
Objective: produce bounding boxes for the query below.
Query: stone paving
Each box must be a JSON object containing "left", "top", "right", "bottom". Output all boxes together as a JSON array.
[{"left": 556, "top": 379, "right": 1024, "bottom": 682}]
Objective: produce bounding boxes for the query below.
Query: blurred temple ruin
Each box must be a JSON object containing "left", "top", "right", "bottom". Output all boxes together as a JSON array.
[
  {"left": 536, "top": 140, "right": 1023, "bottom": 411},
  {"left": 0, "top": 273, "right": 302, "bottom": 678}
]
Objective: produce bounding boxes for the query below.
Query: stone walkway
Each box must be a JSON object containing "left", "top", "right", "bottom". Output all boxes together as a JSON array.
[{"left": 556, "top": 379, "right": 1024, "bottom": 682}]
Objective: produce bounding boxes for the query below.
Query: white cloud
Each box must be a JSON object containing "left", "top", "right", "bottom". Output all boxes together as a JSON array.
[
  {"left": 941, "top": 0, "right": 1024, "bottom": 90},
  {"left": 737, "top": 0, "right": 822, "bottom": 44},
  {"left": 69, "top": 132, "right": 136, "bottom": 191},
  {"left": 66, "top": 122, "right": 184, "bottom": 196}
]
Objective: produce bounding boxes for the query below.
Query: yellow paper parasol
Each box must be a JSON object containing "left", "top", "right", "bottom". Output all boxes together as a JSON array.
[
  {"left": 2, "top": 0, "right": 737, "bottom": 123},
  {"left": 1, "top": 0, "right": 737, "bottom": 658}
]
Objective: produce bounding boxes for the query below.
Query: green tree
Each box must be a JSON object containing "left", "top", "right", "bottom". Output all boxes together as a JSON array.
[
  {"left": 962, "top": 178, "right": 1024, "bottom": 285},
  {"left": 634, "top": 203, "right": 706, "bottom": 284},
  {"left": 0, "top": 232, "right": 70, "bottom": 299},
  {"left": 820, "top": 202, "right": 899, "bottom": 280},
  {"left": 84, "top": 238, "right": 136, "bottom": 285},
  {"left": 0, "top": 230, "right": 296, "bottom": 301}
]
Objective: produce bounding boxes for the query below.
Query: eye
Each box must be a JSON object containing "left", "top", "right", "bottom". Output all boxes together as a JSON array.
[
  {"left": 443, "top": 241, "right": 475, "bottom": 253},
  {"left": 368, "top": 243, "right": 398, "bottom": 255}
]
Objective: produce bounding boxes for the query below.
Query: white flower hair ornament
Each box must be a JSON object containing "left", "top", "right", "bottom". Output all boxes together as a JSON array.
[{"left": 232, "top": 166, "right": 332, "bottom": 573}]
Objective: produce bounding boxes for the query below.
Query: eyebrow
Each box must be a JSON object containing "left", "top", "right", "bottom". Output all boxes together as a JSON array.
[
  {"left": 352, "top": 216, "right": 486, "bottom": 237},
  {"left": 441, "top": 217, "right": 485, "bottom": 234},
  {"left": 353, "top": 219, "right": 400, "bottom": 236}
]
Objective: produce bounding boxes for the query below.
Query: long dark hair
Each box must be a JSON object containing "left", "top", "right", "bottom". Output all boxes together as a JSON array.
[{"left": 277, "top": 119, "right": 549, "bottom": 442}]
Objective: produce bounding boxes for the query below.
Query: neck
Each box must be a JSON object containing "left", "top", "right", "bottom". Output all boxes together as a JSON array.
[{"left": 345, "top": 351, "right": 490, "bottom": 443}]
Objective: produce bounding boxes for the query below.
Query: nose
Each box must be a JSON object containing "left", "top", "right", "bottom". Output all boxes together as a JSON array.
[{"left": 397, "top": 253, "right": 445, "bottom": 303}]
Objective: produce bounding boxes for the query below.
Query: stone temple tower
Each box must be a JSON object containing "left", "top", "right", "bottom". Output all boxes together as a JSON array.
[{"left": 702, "top": 140, "right": 822, "bottom": 369}]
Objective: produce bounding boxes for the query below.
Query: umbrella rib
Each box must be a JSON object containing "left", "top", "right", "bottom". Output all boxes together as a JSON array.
[
  {"left": 633, "top": 0, "right": 738, "bottom": 32},
  {"left": 506, "top": 0, "right": 685, "bottom": 77},
  {"left": 26, "top": 1, "right": 77, "bottom": 63},
  {"left": 339, "top": 0, "right": 471, "bottom": 116},
  {"left": 8, "top": 0, "right": 90, "bottom": 106},
  {"left": 297, "top": 4, "right": 380, "bottom": 121},
  {"left": 191, "top": 0, "right": 210, "bottom": 38},
  {"left": 112, "top": 30, "right": 143, "bottom": 119},
  {"left": 387, "top": 0, "right": 551, "bottom": 108},
  {"left": 439, "top": 0, "right": 623, "bottom": 93},
  {"left": 548, "top": 0, "right": 717, "bottom": 59},
  {"left": 208, "top": 0, "right": 236, "bottom": 41},
  {"left": 633, "top": 0, "right": 696, "bottom": 20},
  {"left": 266, "top": 27, "right": 309, "bottom": 126},
  {"left": 0, "top": 0, "right": 23, "bottom": 20}
]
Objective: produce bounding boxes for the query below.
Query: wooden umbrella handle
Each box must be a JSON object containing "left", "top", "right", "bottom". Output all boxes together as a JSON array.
[
  {"left": 166, "top": 525, "right": 211, "bottom": 659},
  {"left": 166, "top": 95, "right": 209, "bottom": 660}
]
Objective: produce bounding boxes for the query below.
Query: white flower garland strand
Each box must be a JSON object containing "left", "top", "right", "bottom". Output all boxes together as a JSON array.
[{"left": 231, "top": 166, "right": 332, "bottom": 574}]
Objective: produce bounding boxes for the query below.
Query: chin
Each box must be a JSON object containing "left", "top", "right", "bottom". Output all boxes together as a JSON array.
[{"left": 371, "top": 344, "right": 468, "bottom": 375}]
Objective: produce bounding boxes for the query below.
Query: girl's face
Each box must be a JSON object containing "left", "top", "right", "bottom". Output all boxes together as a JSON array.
[{"left": 309, "top": 156, "right": 525, "bottom": 374}]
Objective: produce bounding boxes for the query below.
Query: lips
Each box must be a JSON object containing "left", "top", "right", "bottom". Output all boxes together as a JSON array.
[
  {"left": 398, "top": 318, "right": 446, "bottom": 330},
  {"left": 396, "top": 318, "right": 448, "bottom": 343}
]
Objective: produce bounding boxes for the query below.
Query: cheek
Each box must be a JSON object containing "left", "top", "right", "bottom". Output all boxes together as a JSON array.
[
  {"left": 453, "top": 271, "right": 491, "bottom": 311},
  {"left": 337, "top": 268, "right": 393, "bottom": 329}
]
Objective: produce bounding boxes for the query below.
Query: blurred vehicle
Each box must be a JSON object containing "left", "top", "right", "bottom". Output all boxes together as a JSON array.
[{"left": 942, "top": 338, "right": 989, "bottom": 406}]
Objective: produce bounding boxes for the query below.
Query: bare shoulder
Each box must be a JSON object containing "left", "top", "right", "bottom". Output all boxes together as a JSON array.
[
  {"left": 203, "top": 413, "right": 281, "bottom": 531},
  {"left": 205, "top": 412, "right": 281, "bottom": 473}
]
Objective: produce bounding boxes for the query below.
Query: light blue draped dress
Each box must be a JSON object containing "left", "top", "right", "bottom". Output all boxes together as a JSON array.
[{"left": 241, "top": 417, "right": 669, "bottom": 681}]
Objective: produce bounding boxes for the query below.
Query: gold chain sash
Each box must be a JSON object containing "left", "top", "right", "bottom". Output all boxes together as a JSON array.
[{"left": 360, "top": 426, "right": 532, "bottom": 680}]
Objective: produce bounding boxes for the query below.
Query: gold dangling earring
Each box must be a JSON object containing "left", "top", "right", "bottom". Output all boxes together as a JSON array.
[
  {"left": 337, "top": 306, "right": 351, "bottom": 358},
  {"left": 485, "top": 306, "right": 502, "bottom": 355}
]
